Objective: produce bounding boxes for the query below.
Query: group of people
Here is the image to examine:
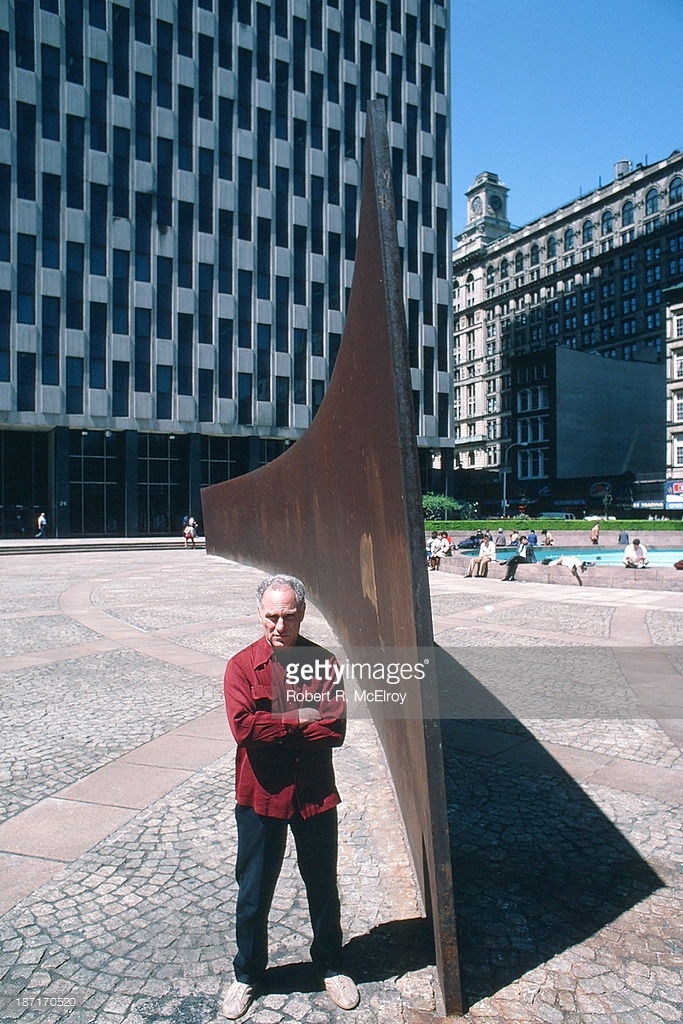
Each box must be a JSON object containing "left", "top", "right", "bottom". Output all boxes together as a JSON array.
[
  {"left": 463, "top": 526, "right": 558, "bottom": 581},
  {"left": 427, "top": 530, "right": 452, "bottom": 570},
  {"left": 462, "top": 531, "right": 540, "bottom": 581}
]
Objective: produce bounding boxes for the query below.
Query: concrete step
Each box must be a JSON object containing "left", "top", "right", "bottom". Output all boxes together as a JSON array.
[{"left": 0, "top": 537, "right": 207, "bottom": 556}]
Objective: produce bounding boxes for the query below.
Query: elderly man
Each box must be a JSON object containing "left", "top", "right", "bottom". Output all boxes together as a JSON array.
[
  {"left": 464, "top": 532, "right": 497, "bottom": 577},
  {"left": 222, "top": 574, "right": 359, "bottom": 1020},
  {"left": 623, "top": 538, "right": 649, "bottom": 568}
]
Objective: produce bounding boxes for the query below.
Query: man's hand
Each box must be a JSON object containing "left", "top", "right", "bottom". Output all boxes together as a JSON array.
[{"left": 297, "top": 707, "right": 321, "bottom": 725}]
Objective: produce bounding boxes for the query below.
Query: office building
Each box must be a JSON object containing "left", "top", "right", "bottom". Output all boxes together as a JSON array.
[
  {"left": 1, "top": 0, "right": 451, "bottom": 537},
  {"left": 452, "top": 150, "right": 683, "bottom": 515}
]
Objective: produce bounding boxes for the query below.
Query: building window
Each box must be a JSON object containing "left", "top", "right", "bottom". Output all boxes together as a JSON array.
[
  {"left": 178, "top": 85, "right": 194, "bottom": 170},
  {"left": 41, "top": 296, "right": 60, "bottom": 385},
  {"left": 17, "top": 351, "right": 36, "bottom": 411},
  {"left": 157, "top": 19, "right": 173, "bottom": 107},
  {"left": 670, "top": 177, "right": 683, "bottom": 205},
  {"left": 41, "top": 44, "right": 60, "bottom": 140},
  {"left": 500, "top": 259, "right": 509, "bottom": 279},
  {"left": 66, "top": 355, "right": 84, "bottom": 414},
  {"left": 112, "top": 3, "right": 129, "bottom": 96},
  {"left": 237, "top": 372, "right": 252, "bottom": 424},
  {"left": 134, "top": 307, "right": 151, "bottom": 392},
  {"left": 112, "top": 248, "right": 129, "bottom": 333},
  {"left": 89, "top": 301, "right": 107, "bottom": 388},
  {"left": 601, "top": 210, "right": 613, "bottom": 235},
  {"left": 547, "top": 236, "right": 557, "bottom": 258},
  {"left": 564, "top": 227, "right": 574, "bottom": 251},
  {"left": 198, "top": 368, "right": 213, "bottom": 422},
  {"left": 198, "top": 33, "right": 214, "bottom": 117},
  {"left": 112, "top": 360, "right": 129, "bottom": 417},
  {"left": 177, "top": 314, "right": 193, "bottom": 395},
  {"left": 156, "top": 365, "right": 172, "bottom": 419},
  {"left": 178, "top": 202, "right": 194, "bottom": 287},
  {"left": 645, "top": 187, "right": 659, "bottom": 216},
  {"left": 113, "top": 127, "right": 130, "bottom": 217},
  {"left": 519, "top": 448, "right": 545, "bottom": 479},
  {"left": 622, "top": 200, "right": 634, "bottom": 226}
]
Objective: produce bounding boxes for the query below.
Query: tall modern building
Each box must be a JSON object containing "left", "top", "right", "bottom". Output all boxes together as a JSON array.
[
  {"left": 452, "top": 150, "right": 683, "bottom": 516},
  {"left": 0, "top": 0, "right": 451, "bottom": 538}
]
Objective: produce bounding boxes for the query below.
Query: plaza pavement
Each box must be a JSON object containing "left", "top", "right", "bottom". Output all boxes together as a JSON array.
[{"left": 0, "top": 544, "right": 681, "bottom": 1023}]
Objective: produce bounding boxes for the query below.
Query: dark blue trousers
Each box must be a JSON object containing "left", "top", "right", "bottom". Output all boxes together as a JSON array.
[{"left": 233, "top": 805, "right": 343, "bottom": 984}]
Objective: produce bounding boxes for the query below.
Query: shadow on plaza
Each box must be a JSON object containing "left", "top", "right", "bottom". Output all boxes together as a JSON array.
[
  {"left": 434, "top": 646, "right": 665, "bottom": 1009},
  {"left": 259, "top": 917, "right": 434, "bottom": 997}
]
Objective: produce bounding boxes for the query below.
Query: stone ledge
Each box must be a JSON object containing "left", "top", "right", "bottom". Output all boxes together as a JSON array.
[{"left": 439, "top": 553, "right": 683, "bottom": 592}]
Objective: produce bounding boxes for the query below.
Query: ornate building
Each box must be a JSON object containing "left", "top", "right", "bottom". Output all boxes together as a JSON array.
[
  {"left": 665, "top": 282, "right": 683, "bottom": 513},
  {"left": 452, "top": 150, "right": 683, "bottom": 515},
  {"left": 0, "top": 0, "right": 451, "bottom": 537}
]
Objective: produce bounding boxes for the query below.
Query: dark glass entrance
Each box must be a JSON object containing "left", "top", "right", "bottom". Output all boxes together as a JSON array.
[
  {"left": 0, "top": 431, "right": 50, "bottom": 538},
  {"left": 68, "top": 430, "right": 126, "bottom": 535}
]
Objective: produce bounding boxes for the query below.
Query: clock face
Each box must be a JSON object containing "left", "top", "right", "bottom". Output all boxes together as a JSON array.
[
  {"left": 489, "top": 194, "right": 503, "bottom": 213},
  {"left": 471, "top": 196, "right": 483, "bottom": 215}
]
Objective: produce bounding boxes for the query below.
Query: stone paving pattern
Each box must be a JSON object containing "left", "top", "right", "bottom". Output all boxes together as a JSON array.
[{"left": 0, "top": 547, "right": 681, "bottom": 1023}]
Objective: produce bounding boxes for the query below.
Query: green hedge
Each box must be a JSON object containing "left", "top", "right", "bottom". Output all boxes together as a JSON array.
[{"left": 425, "top": 519, "right": 683, "bottom": 534}]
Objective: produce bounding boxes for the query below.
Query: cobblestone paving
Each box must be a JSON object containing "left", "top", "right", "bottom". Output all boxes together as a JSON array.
[{"left": 0, "top": 549, "right": 681, "bottom": 1023}]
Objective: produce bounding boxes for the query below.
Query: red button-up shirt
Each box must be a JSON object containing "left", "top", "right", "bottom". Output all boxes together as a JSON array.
[{"left": 224, "top": 635, "right": 346, "bottom": 820}]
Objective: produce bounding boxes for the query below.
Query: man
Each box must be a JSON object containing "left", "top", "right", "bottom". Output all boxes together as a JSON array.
[
  {"left": 35, "top": 511, "right": 47, "bottom": 539},
  {"left": 222, "top": 574, "right": 359, "bottom": 1020},
  {"left": 502, "top": 535, "right": 535, "bottom": 581},
  {"left": 546, "top": 554, "right": 590, "bottom": 585},
  {"left": 428, "top": 530, "right": 443, "bottom": 570},
  {"left": 623, "top": 538, "right": 649, "bottom": 568},
  {"left": 464, "top": 532, "right": 496, "bottom": 577}
]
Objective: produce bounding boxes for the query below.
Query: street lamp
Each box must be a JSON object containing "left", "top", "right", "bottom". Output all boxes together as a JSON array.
[{"left": 500, "top": 441, "right": 528, "bottom": 516}]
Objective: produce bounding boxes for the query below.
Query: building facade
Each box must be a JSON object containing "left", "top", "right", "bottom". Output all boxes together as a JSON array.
[
  {"left": 452, "top": 151, "right": 683, "bottom": 516},
  {"left": 1, "top": 0, "right": 451, "bottom": 537},
  {"left": 665, "top": 283, "right": 683, "bottom": 513}
]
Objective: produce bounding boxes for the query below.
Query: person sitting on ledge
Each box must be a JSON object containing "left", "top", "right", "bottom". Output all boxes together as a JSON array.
[
  {"left": 465, "top": 531, "right": 496, "bottom": 578},
  {"left": 623, "top": 538, "right": 649, "bottom": 568},
  {"left": 502, "top": 535, "right": 535, "bottom": 581}
]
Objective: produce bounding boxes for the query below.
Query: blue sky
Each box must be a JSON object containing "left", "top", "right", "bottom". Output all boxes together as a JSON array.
[{"left": 450, "top": 0, "right": 683, "bottom": 236}]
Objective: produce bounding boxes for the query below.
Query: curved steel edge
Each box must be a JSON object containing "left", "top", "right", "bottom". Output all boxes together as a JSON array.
[{"left": 201, "top": 101, "right": 462, "bottom": 1015}]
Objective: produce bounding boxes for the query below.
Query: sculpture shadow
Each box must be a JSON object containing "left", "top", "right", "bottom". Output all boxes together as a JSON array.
[
  {"left": 433, "top": 646, "right": 664, "bottom": 1009},
  {"left": 260, "top": 917, "right": 435, "bottom": 996}
]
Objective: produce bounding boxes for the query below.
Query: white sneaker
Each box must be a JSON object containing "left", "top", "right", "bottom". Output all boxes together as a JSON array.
[
  {"left": 222, "top": 980, "right": 255, "bottom": 1019},
  {"left": 323, "top": 971, "right": 360, "bottom": 1010}
]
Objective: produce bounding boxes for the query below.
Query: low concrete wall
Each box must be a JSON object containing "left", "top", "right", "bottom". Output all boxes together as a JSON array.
[
  {"left": 440, "top": 529, "right": 683, "bottom": 551},
  {"left": 439, "top": 550, "right": 683, "bottom": 592}
]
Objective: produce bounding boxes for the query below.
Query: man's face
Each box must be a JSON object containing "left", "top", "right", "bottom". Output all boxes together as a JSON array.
[{"left": 258, "top": 586, "right": 305, "bottom": 648}]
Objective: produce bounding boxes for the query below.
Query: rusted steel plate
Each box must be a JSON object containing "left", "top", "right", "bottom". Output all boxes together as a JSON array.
[{"left": 202, "top": 101, "right": 462, "bottom": 1015}]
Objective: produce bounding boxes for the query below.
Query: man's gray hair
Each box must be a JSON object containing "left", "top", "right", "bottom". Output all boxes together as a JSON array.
[{"left": 256, "top": 574, "right": 306, "bottom": 608}]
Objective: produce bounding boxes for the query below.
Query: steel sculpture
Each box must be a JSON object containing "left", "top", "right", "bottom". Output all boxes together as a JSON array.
[{"left": 202, "top": 100, "right": 462, "bottom": 1016}]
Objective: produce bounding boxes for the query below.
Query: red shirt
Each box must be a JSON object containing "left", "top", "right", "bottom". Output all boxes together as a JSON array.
[{"left": 224, "top": 635, "right": 346, "bottom": 820}]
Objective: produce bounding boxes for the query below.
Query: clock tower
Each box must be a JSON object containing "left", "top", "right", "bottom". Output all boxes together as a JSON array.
[{"left": 459, "top": 172, "right": 511, "bottom": 249}]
